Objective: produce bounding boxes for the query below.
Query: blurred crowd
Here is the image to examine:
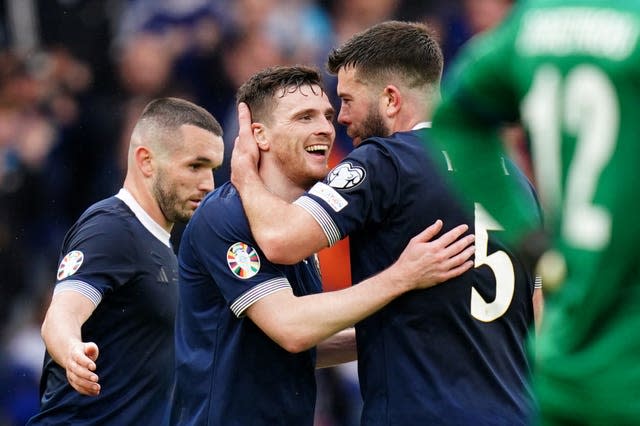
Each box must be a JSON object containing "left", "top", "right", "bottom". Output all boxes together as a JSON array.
[{"left": 0, "top": 0, "right": 514, "bottom": 425}]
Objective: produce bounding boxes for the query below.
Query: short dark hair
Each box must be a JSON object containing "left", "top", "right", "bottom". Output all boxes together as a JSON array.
[
  {"left": 327, "top": 21, "right": 443, "bottom": 89},
  {"left": 236, "top": 65, "right": 325, "bottom": 123},
  {"left": 139, "top": 97, "right": 223, "bottom": 137}
]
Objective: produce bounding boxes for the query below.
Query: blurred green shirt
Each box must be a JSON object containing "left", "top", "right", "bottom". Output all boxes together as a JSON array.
[{"left": 431, "top": 1, "right": 640, "bottom": 424}]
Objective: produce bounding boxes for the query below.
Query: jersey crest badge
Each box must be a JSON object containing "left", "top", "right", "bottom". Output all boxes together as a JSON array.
[
  {"left": 326, "top": 162, "right": 366, "bottom": 190},
  {"left": 57, "top": 250, "right": 84, "bottom": 280},
  {"left": 227, "top": 242, "right": 261, "bottom": 279}
]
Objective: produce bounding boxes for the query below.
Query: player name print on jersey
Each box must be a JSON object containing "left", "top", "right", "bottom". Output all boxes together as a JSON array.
[
  {"left": 327, "top": 162, "right": 366, "bottom": 189},
  {"left": 56, "top": 250, "right": 84, "bottom": 280},
  {"left": 227, "top": 242, "right": 260, "bottom": 279}
]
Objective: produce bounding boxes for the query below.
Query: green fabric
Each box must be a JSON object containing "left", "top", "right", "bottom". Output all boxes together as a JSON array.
[{"left": 431, "top": 0, "right": 640, "bottom": 423}]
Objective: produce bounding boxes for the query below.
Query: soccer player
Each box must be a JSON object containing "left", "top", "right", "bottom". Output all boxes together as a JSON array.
[
  {"left": 27, "top": 98, "right": 224, "bottom": 425},
  {"left": 430, "top": 1, "right": 640, "bottom": 424},
  {"left": 231, "top": 21, "right": 543, "bottom": 425},
  {"left": 170, "top": 65, "right": 475, "bottom": 426}
]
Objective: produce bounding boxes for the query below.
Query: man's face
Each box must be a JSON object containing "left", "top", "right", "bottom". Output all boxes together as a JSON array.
[
  {"left": 262, "top": 84, "right": 335, "bottom": 189},
  {"left": 153, "top": 124, "right": 224, "bottom": 223},
  {"left": 336, "top": 66, "right": 390, "bottom": 147}
]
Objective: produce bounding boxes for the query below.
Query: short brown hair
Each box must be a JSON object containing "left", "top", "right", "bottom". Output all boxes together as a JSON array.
[
  {"left": 327, "top": 21, "right": 443, "bottom": 89},
  {"left": 236, "top": 65, "right": 325, "bottom": 123}
]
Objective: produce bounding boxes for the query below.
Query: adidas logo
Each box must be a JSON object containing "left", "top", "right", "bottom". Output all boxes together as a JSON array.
[{"left": 157, "top": 267, "right": 170, "bottom": 284}]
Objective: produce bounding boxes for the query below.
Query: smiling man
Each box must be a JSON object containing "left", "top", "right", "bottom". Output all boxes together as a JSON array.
[
  {"left": 231, "top": 22, "right": 543, "bottom": 425},
  {"left": 169, "top": 65, "right": 475, "bottom": 426}
]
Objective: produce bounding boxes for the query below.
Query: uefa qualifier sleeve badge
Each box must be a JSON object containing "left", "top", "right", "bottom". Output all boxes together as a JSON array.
[{"left": 227, "top": 242, "right": 261, "bottom": 279}]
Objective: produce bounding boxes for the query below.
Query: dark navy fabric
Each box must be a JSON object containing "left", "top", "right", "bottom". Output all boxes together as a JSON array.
[
  {"left": 301, "top": 129, "right": 540, "bottom": 425},
  {"left": 28, "top": 196, "right": 178, "bottom": 425},
  {"left": 170, "top": 182, "right": 322, "bottom": 426}
]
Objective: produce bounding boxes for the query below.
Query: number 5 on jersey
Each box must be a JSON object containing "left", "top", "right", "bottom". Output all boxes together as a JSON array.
[{"left": 471, "top": 203, "right": 515, "bottom": 322}]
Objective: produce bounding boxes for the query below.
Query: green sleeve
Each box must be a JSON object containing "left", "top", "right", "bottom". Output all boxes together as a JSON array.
[{"left": 430, "top": 7, "right": 540, "bottom": 245}]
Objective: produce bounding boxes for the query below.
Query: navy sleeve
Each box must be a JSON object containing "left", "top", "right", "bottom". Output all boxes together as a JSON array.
[
  {"left": 184, "top": 196, "right": 292, "bottom": 317},
  {"left": 295, "top": 141, "right": 400, "bottom": 245},
  {"left": 55, "top": 211, "right": 139, "bottom": 298}
]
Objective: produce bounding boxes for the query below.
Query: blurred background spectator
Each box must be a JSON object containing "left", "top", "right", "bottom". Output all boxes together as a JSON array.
[{"left": 0, "top": 1, "right": 515, "bottom": 424}]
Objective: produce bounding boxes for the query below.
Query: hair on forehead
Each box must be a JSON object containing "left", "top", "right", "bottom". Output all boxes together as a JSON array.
[
  {"left": 236, "top": 65, "right": 326, "bottom": 123},
  {"left": 327, "top": 20, "right": 443, "bottom": 88}
]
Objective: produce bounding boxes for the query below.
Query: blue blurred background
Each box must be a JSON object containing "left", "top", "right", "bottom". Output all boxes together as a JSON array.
[{"left": 0, "top": 1, "right": 515, "bottom": 424}]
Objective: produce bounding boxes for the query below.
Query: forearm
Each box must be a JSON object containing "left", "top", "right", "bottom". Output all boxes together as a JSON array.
[
  {"left": 41, "top": 291, "right": 96, "bottom": 368},
  {"left": 42, "top": 305, "right": 85, "bottom": 368},
  {"left": 248, "top": 221, "right": 474, "bottom": 353},
  {"left": 234, "top": 168, "right": 327, "bottom": 264},
  {"left": 250, "top": 266, "right": 410, "bottom": 353},
  {"left": 316, "top": 328, "right": 357, "bottom": 369}
]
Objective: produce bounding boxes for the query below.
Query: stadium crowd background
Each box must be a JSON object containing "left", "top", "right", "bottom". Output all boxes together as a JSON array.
[{"left": 0, "top": 0, "right": 515, "bottom": 424}]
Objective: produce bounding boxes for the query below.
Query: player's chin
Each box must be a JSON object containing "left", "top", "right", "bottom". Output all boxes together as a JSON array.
[
  {"left": 309, "top": 165, "right": 329, "bottom": 181},
  {"left": 175, "top": 205, "right": 197, "bottom": 223}
]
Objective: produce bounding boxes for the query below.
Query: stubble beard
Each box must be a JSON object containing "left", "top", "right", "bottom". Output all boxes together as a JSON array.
[
  {"left": 355, "top": 106, "right": 390, "bottom": 145},
  {"left": 153, "top": 170, "right": 191, "bottom": 224}
]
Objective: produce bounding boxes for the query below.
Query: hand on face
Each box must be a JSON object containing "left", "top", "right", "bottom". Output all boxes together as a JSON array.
[{"left": 231, "top": 102, "right": 261, "bottom": 189}]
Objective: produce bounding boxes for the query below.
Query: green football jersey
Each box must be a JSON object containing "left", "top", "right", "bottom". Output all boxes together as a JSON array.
[{"left": 431, "top": 0, "right": 640, "bottom": 424}]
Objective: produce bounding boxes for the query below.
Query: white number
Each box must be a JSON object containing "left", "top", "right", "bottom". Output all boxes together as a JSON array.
[
  {"left": 471, "top": 203, "right": 515, "bottom": 322},
  {"left": 522, "top": 65, "right": 617, "bottom": 250}
]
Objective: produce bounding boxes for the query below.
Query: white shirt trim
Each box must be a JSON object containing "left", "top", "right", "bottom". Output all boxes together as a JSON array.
[
  {"left": 230, "top": 278, "right": 292, "bottom": 317},
  {"left": 294, "top": 195, "right": 341, "bottom": 246},
  {"left": 412, "top": 122, "right": 432, "bottom": 130},
  {"left": 54, "top": 280, "right": 103, "bottom": 307},
  {"left": 116, "top": 188, "right": 171, "bottom": 248}
]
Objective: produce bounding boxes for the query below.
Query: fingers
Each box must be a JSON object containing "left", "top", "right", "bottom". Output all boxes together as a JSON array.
[
  {"left": 441, "top": 233, "right": 475, "bottom": 261},
  {"left": 406, "top": 221, "right": 476, "bottom": 289},
  {"left": 237, "top": 102, "right": 252, "bottom": 137},
  {"left": 231, "top": 103, "right": 260, "bottom": 186},
  {"left": 430, "top": 223, "right": 470, "bottom": 248},
  {"left": 439, "top": 246, "right": 475, "bottom": 281},
  {"left": 67, "top": 342, "right": 101, "bottom": 396},
  {"left": 84, "top": 341, "right": 99, "bottom": 363},
  {"left": 67, "top": 366, "right": 101, "bottom": 396},
  {"left": 411, "top": 220, "right": 443, "bottom": 243},
  {"left": 438, "top": 260, "right": 475, "bottom": 283}
]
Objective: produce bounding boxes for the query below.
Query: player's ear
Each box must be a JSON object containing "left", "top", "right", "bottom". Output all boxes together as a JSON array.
[
  {"left": 135, "top": 146, "right": 154, "bottom": 176},
  {"left": 382, "top": 85, "right": 401, "bottom": 117},
  {"left": 252, "top": 123, "right": 270, "bottom": 151}
]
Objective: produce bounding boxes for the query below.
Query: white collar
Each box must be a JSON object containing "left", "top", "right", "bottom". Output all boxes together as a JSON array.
[
  {"left": 412, "top": 122, "right": 432, "bottom": 130},
  {"left": 115, "top": 188, "right": 172, "bottom": 248}
]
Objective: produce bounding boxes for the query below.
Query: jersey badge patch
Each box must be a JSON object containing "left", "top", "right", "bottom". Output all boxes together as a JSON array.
[
  {"left": 57, "top": 250, "right": 84, "bottom": 280},
  {"left": 326, "top": 162, "right": 366, "bottom": 190},
  {"left": 227, "top": 242, "right": 260, "bottom": 279}
]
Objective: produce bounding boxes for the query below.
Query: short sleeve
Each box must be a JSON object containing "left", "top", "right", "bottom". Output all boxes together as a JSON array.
[
  {"left": 55, "top": 211, "right": 139, "bottom": 301},
  {"left": 184, "top": 195, "right": 293, "bottom": 317},
  {"left": 294, "top": 141, "right": 399, "bottom": 245}
]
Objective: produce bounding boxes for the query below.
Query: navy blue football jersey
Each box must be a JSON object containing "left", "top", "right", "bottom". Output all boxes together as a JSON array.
[
  {"left": 295, "top": 128, "right": 541, "bottom": 425},
  {"left": 28, "top": 189, "right": 178, "bottom": 425},
  {"left": 170, "top": 182, "right": 322, "bottom": 426}
]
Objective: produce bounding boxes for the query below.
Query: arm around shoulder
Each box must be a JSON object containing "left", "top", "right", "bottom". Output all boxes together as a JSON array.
[{"left": 244, "top": 220, "right": 474, "bottom": 354}]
